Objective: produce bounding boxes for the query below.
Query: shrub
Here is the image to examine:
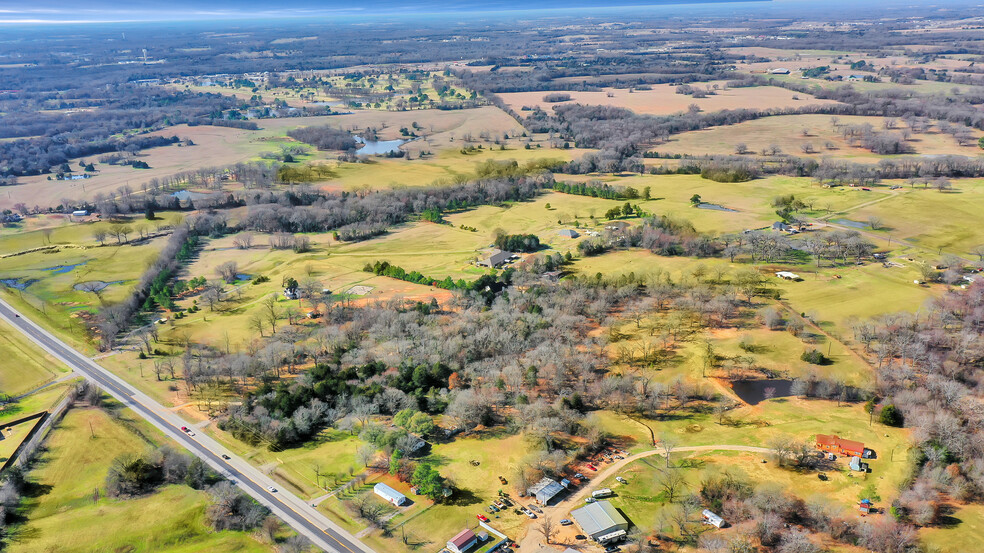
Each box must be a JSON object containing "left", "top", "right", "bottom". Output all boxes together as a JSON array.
[{"left": 800, "top": 349, "right": 831, "bottom": 365}]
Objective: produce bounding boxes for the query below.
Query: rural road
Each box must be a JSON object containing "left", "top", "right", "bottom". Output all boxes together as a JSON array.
[
  {"left": 519, "top": 444, "right": 770, "bottom": 550},
  {"left": 0, "top": 298, "right": 374, "bottom": 553}
]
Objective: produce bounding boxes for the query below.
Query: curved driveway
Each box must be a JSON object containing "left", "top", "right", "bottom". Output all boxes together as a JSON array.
[{"left": 519, "top": 444, "right": 770, "bottom": 550}]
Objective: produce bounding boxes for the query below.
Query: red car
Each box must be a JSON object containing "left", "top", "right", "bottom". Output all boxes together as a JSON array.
[
  {"left": 587, "top": 464, "right": 597, "bottom": 471},
  {"left": 477, "top": 514, "right": 490, "bottom": 522},
  {"left": 180, "top": 426, "right": 189, "bottom": 432}
]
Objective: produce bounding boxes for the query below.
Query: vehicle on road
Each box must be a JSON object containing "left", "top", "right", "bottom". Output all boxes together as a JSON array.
[
  {"left": 267, "top": 486, "right": 277, "bottom": 493},
  {"left": 180, "top": 426, "right": 189, "bottom": 432},
  {"left": 221, "top": 454, "right": 231, "bottom": 460}
]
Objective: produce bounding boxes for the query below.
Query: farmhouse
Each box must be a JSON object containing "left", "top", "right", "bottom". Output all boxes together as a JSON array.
[
  {"left": 771, "top": 221, "right": 791, "bottom": 232},
  {"left": 528, "top": 477, "right": 565, "bottom": 505},
  {"left": 557, "top": 229, "right": 580, "bottom": 238},
  {"left": 373, "top": 482, "right": 407, "bottom": 506},
  {"left": 702, "top": 509, "right": 726, "bottom": 528},
  {"left": 477, "top": 249, "right": 512, "bottom": 268},
  {"left": 283, "top": 288, "right": 300, "bottom": 300},
  {"left": 447, "top": 528, "right": 480, "bottom": 553},
  {"left": 815, "top": 434, "right": 865, "bottom": 458},
  {"left": 570, "top": 500, "right": 629, "bottom": 544}
]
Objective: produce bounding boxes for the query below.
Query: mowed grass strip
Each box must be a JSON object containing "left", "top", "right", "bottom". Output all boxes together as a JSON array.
[{"left": 0, "top": 317, "right": 69, "bottom": 397}]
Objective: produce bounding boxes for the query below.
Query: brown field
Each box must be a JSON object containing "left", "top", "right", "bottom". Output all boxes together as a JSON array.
[
  {"left": 497, "top": 82, "right": 841, "bottom": 116},
  {"left": 662, "top": 113, "right": 983, "bottom": 159},
  {"left": 1, "top": 106, "right": 525, "bottom": 210}
]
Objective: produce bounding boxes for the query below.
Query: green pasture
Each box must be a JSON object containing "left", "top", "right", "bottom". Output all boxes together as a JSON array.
[
  {"left": 10, "top": 406, "right": 276, "bottom": 553},
  {"left": 0, "top": 317, "right": 69, "bottom": 397}
]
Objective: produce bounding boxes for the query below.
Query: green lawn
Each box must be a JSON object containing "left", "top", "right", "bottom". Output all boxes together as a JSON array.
[
  {"left": 0, "top": 317, "right": 69, "bottom": 397},
  {"left": 9, "top": 406, "right": 277, "bottom": 553}
]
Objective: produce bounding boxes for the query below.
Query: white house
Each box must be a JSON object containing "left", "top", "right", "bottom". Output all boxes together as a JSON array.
[{"left": 373, "top": 482, "right": 407, "bottom": 506}]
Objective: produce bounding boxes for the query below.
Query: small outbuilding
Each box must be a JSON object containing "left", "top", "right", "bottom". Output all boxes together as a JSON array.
[
  {"left": 557, "top": 229, "right": 580, "bottom": 238},
  {"left": 849, "top": 456, "right": 869, "bottom": 473},
  {"left": 776, "top": 271, "right": 800, "bottom": 280},
  {"left": 373, "top": 482, "right": 407, "bottom": 507},
  {"left": 702, "top": 509, "right": 726, "bottom": 528},
  {"left": 447, "top": 528, "right": 480, "bottom": 553},
  {"left": 72, "top": 210, "right": 89, "bottom": 217},
  {"left": 528, "top": 477, "right": 565, "bottom": 505},
  {"left": 859, "top": 499, "right": 873, "bottom": 514}
]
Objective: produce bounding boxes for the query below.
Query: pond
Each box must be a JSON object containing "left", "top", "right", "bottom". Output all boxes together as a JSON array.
[
  {"left": 730, "top": 379, "right": 794, "bottom": 405},
  {"left": 0, "top": 278, "right": 37, "bottom": 290},
  {"left": 354, "top": 136, "right": 406, "bottom": 155},
  {"left": 45, "top": 261, "right": 88, "bottom": 274},
  {"left": 697, "top": 203, "right": 737, "bottom": 212},
  {"left": 73, "top": 280, "right": 123, "bottom": 292},
  {"left": 171, "top": 190, "right": 212, "bottom": 202},
  {"left": 833, "top": 218, "right": 867, "bottom": 229}
]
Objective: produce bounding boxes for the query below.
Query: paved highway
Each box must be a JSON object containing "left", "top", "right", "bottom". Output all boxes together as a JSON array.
[{"left": 0, "top": 298, "right": 375, "bottom": 553}]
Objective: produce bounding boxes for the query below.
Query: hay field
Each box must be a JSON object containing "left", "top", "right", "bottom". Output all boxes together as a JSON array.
[
  {"left": 663, "top": 113, "right": 983, "bottom": 159},
  {"left": 497, "top": 82, "right": 841, "bottom": 116}
]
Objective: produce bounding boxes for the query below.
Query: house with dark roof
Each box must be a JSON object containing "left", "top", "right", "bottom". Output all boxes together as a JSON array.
[
  {"left": 771, "top": 221, "right": 792, "bottom": 232},
  {"left": 815, "top": 434, "right": 865, "bottom": 458},
  {"left": 528, "top": 477, "right": 565, "bottom": 505},
  {"left": 570, "top": 500, "right": 629, "bottom": 544},
  {"left": 447, "top": 528, "right": 480, "bottom": 553}
]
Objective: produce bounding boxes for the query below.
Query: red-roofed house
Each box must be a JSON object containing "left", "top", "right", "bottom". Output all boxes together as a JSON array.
[
  {"left": 447, "top": 529, "right": 479, "bottom": 553},
  {"left": 815, "top": 434, "right": 865, "bottom": 457}
]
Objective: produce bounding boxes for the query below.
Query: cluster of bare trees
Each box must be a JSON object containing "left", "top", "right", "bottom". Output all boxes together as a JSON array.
[{"left": 865, "top": 283, "right": 984, "bottom": 525}]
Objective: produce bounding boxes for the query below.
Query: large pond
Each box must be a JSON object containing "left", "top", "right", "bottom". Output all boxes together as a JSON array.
[
  {"left": 354, "top": 136, "right": 406, "bottom": 155},
  {"left": 730, "top": 379, "right": 794, "bottom": 405},
  {"left": 45, "top": 261, "right": 88, "bottom": 274}
]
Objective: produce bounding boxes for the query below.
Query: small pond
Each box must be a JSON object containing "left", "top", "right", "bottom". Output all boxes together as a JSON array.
[
  {"left": 832, "top": 218, "right": 867, "bottom": 229},
  {"left": 73, "top": 280, "right": 123, "bottom": 292},
  {"left": 731, "top": 379, "right": 794, "bottom": 405},
  {"left": 354, "top": 136, "right": 406, "bottom": 155},
  {"left": 172, "top": 190, "right": 212, "bottom": 202},
  {"left": 45, "top": 261, "right": 88, "bottom": 274},
  {"left": 697, "top": 203, "right": 737, "bottom": 212},
  {"left": 0, "top": 278, "right": 37, "bottom": 290}
]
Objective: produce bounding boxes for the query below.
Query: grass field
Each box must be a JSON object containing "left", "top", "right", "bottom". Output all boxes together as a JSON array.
[
  {"left": 0, "top": 317, "right": 69, "bottom": 397},
  {"left": 497, "top": 82, "right": 841, "bottom": 116},
  {"left": 662, "top": 114, "right": 983, "bottom": 159},
  {"left": 9, "top": 406, "right": 276, "bottom": 553},
  {"left": 0, "top": 383, "right": 73, "bottom": 426},
  {"left": 921, "top": 503, "right": 984, "bottom": 553},
  {"left": 833, "top": 179, "right": 984, "bottom": 256}
]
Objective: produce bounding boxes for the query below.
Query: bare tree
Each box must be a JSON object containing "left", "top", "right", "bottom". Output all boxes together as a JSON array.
[
  {"left": 655, "top": 468, "right": 687, "bottom": 503},
  {"left": 659, "top": 434, "right": 678, "bottom": 468},
  {"left": 233, "top": 232, "right": 254, "bottom": 250}
]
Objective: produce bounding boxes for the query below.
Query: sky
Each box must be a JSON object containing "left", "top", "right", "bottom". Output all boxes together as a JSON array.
[{"left": 0, "top": 0, "right": 976, "bottom": 24}]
